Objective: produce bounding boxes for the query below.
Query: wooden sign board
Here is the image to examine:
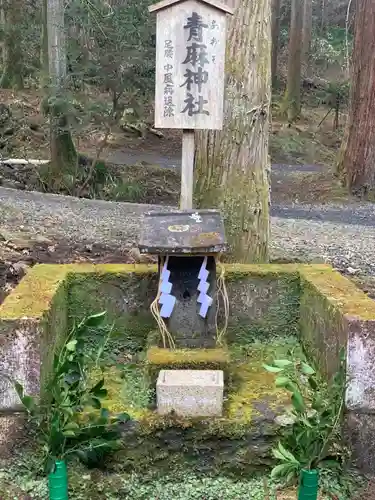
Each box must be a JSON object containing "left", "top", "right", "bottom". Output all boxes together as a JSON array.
[{"left": 151, "top": 0, "right": 231, "bottom": 130}]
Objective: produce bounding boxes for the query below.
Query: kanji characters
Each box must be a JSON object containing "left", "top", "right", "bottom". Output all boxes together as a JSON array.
[
  {"left": 164, "top": 95, "right": 175, "bottom": 117},
  {"left": 181, "top": 93, "right": 209, "bottom": 116},
  {"left": 164, "top": 40, "right": 173, "bottom": 58},
  {"left": 180, "top": 67, "right": 208, "bottom": 93},
  {"left": 182, "top": 43, "right": 209, "bottom": 67},
  {"left": 184, "top": 12, "right": 208, "bottom": 42},
  {"left": 181, "top": 12, "right": 211, "bottom": 117}
]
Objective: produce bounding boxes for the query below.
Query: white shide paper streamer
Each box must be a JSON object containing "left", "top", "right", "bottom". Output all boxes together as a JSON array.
[
  {"left": 159, "top": 257, "right": 176, "bottom": 318},
  {"left": 197, "top": 256, "right": 213, "bottom": 318}
]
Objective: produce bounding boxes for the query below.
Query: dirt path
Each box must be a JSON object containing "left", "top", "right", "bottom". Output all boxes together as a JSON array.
[
  {"left": 107, "top": 148, "right": 325, "bottom": 173},
  {"left": 87, "top": 147, "right": 375, "bottom": 228}
]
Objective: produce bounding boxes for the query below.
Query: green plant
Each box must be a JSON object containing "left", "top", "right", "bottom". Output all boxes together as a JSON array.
[
  {"left": 14, "top": 311, "right": 130, "bottom": 474},
  {"left": 104, "top": 179, "right": 146, "bottom": 202},
  {"left": 120, "top": 364, "right": 154, "bottom": 410},
  {"left": 264, "top": 348, "right": 347, "bottom": 483},
  {"left": 319, "top": 467, "right": 365, "bottom": 499}
]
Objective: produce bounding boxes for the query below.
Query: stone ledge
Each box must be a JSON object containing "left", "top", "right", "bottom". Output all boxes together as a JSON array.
[
  {"left": 0, "top": 263, "right": 157, "bottom": 319},
  {"left": 299, "top": 266, "right": 375, "bottom": 320},
  {"left": 5, "top": 262, "right": 373, "bottom": 323},
  {"left": 146, "top": 344, "right": 230, "bottom": 383}
]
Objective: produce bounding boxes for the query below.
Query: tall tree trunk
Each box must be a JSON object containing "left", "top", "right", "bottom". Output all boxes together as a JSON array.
[
  {"left": 337, "top": 0, "right": 375, "bottom": 197},
  {"left": 0, "top": 0, "right": 23, "bottom": 89},
  {"left": 271, "top": 0, "right": 281, "bottom": 87},
  {"left": 0, "top": 0, "right": 5, "bottom": 67},
  {"left": 41, "top": 0, "right": 49, "bottom": 83},
  {"left": 302, "top": 0, "right": 312, "bottom": 66},
  {"left": 320, "top": 0, "right": 326, "bottom": 34},
  {"left": 284, "top": 0, "right": 303, "bottom": 121},
  {"left": 194, "top": 0, "right": 271, "bottom": 263},
  {"left": 45, "top": 0, "right": 77, "bottom": 191}
]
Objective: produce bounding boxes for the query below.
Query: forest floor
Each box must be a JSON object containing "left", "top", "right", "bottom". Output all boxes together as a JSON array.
[{"left": 0, "top": 87, "right": 350, "bottom": 205}]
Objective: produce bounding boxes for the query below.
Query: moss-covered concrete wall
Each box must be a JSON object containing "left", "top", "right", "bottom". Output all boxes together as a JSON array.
[
  {"left": 298, "top": 266, "right": 375, "bottom": 473},
  {"left": 2, "top": 263, "right": 375, "bottom": 471},
  {"left": 66, "top": 263, "right": 302, "bottom": 348},
  {"left": 299, "top": 267, "right": 347, "bottom": 377},
  {"left": 299, "top": 266, "right": 375, "bottom": 379},
  {"left": 0, "top": 265, "right": 69, "bottom": 454},
  {"left": 68, "top": 265, "right": 158, "bottom": 353},
  {"left": 0, "top": 265, "right": 69, "bottom": 410},
  {"left": 223, "top": 264, "right": 300, "bottom": 343}
]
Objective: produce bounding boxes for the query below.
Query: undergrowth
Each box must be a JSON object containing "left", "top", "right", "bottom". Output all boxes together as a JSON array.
[{"left": 0, "top": 460, "right": 365, "bottom": 500}]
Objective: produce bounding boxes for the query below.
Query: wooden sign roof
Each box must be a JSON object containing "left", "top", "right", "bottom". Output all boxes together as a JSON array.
[
  {"left": 149, "top": 0, "right": 234, "bottom": 15},
  {"left": 139, "top": 209, "right": 227, "bottom": 254}
]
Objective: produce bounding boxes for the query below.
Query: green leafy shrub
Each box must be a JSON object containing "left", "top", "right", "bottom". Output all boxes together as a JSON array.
[
  {"left": 14, "top": 311, "right": 130, "bottom": 474},
  {"left": 264, "top": 349, "right": 347, "bottom": 483}
]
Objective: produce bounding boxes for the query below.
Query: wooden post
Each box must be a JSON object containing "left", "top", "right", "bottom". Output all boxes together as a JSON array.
[{"left": 180, "top": 129, "right": 195, "bottom": 209}]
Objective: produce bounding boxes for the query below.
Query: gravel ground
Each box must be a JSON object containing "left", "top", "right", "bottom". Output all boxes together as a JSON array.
[
  {"left": 1, "top": 186, "right": 375, "bottom": 277},
  {"left": 0, "top": 187, "right": 170, "bottom": 249},
  {"left": 271, "top": 214, "right": 375, "bottom": 275}
]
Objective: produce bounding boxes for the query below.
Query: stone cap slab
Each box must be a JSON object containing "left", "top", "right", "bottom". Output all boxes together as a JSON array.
[{"left": 157, "top": 369, "right": 224, "bottom": 386}]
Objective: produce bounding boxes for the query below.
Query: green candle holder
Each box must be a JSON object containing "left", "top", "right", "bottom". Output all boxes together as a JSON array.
[
  {"left": 48, "top": 460, "right": 68, "bottom": 500},
  {"left": 298, "top": 469, "right": 319, "bottom": 500}
]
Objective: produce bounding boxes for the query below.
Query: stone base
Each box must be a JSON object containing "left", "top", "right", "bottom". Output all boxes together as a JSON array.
[{"left": 156, "top": 369, "right": 224, "bottom": 417}]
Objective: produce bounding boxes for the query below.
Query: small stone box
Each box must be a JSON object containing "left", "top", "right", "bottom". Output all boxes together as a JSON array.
[
  {"left": 138, "top": 210, "right": 227, "bottom": 348},
  {"left": 156, "top": 369, "right": 224, "bottom": 417}
]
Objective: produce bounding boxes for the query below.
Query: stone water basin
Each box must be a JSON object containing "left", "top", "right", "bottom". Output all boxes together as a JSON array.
[{"left": 1, "top": 263, "right": 375, "bottom": 471}]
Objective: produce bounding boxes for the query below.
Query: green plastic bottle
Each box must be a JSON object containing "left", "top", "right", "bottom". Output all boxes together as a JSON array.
[
  {"left": 298, "top": 469, "right": 319, "bottom": 500},
  {"left": 48, "top": 460, "right": 68, "bottom": 500}
]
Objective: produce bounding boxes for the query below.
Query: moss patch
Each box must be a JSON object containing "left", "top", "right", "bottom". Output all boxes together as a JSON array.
[
  {"left": 0, "top": 264, "right": 68, "bottom": 319},
  {"left": 90, "top": 365, "right": 152, "bottom": 420},
  {"left": 224, "top": 263, "right": 329, "bottom": 279},
  {"left": 146, "top": 345, "right": 230, "bottom": 365},
  {"left": 146, "top": 345, "right": 230, "bottom": 381},
  {"left": 226, "top": 344, "right": 291, "bottom": 425},
  {"left": 300, "top": 266, "right": 375, "bottom": 320},
  {"left": 91, "top": 342, "right": 294, "bottom": 475}
]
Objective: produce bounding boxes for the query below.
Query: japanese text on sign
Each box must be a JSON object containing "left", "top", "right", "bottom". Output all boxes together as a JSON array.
[
  {"left": 181, "top": 12, "right": 210, "bottom": 116},
  {"left": 153, "top": 0, "right": 228, "bottom": 129},
  {"left": 163, "top": 41, "right": 175, "bottom": 117}
]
